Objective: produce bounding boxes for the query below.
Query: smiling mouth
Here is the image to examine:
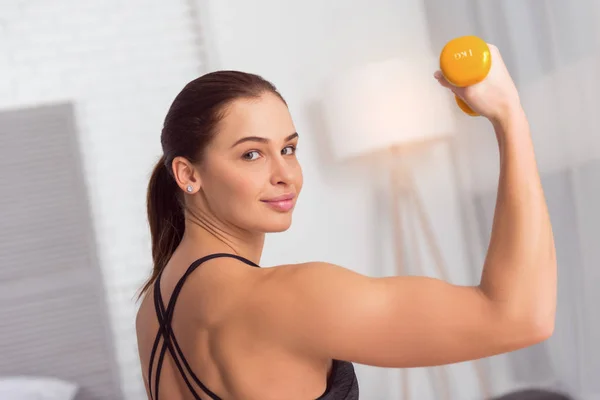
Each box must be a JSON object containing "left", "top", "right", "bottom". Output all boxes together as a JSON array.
[
  {"left": 261, "top": 194, "right": 296, "bottom": 212},
  {"left": 261, "top": 193, "right": 295, "bottom": 202}
]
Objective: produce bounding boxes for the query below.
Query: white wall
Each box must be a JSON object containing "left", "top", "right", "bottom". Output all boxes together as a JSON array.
[
  {"left": 0, "top": 2, "right": 204, "bottom": 398},
  {"left": 199, "top": 0, "right": 513, "bottom": 399}
]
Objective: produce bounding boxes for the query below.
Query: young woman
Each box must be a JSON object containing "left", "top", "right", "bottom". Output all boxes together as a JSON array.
[{"left": 135, "top": 43, "right": 557, "bottom": 400}]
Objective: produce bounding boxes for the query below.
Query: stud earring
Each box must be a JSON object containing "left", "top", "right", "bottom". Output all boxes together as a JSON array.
[{"left": 186, "top": 185, "right": 193, "bottom": 193}]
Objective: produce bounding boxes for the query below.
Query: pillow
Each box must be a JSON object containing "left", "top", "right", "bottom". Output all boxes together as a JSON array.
[{"left": 0, "top": 376, "right": 78, "bottom": 400}]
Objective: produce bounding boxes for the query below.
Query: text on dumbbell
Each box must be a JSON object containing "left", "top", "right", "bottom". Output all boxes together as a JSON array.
[{"left": 453, "top": 49, "right": 474, "bottom": 60}]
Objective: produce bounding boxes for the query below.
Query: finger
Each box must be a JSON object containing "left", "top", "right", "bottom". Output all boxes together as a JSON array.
[
  {"left": 434, "top": 70, "right": 467, "bottom": 98},
  {"left": 433, "top": 70, "right": 452, "bottom": 88}
]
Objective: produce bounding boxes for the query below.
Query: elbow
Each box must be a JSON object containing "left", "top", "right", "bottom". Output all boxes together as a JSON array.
[
  {"left": 528, "top": 313, "right": 555, "bottom": 344},
  {"left": 493, "top": 304, "right": 555, "bottom": 350},
  {"left": 510, "top": 312, "right": 555, "bottom": 349},
  {"left": 481, "top": 283, "right": 556, "bottom": 350},
  {"left": 523, "top": 295, "right": 557, "bottom": 344}
]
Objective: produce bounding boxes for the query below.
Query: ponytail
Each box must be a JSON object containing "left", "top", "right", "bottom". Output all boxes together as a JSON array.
[{"left": 137, "top": 156, "right": 185, "bottom": 300}]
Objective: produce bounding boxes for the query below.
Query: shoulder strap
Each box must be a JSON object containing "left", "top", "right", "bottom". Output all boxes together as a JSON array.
[{"left": 147, "top": 253, "right": 260, "bottom": 400}]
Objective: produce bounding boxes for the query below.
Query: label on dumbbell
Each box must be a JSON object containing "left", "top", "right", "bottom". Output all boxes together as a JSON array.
[{"left": 453, "top": 49, "right": 474, "bottom": 60}]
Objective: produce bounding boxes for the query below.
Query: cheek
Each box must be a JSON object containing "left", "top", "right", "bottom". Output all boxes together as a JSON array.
[
  {"left": 211, "top": 165, "right": 263, "bottom": 204},
  {"left": 234, "top": 173, "right": 263, "bottom": 200}
]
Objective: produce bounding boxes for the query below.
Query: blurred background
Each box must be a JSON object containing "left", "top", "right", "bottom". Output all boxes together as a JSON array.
[{"left": 1, "top": 0, "right": 599, "bottom": 399}]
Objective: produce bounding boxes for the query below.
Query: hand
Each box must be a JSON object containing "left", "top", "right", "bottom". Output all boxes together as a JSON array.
[{"left": 434, "top": 43, "right": 522, "bottom": 124}]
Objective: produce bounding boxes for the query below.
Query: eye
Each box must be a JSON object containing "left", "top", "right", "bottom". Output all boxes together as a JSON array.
[
  {"left": 242, "top": 150, "right": 261, "bottom": 161},
  {"left": 282, "top": 145, "right": 297, "bottom": 155}
]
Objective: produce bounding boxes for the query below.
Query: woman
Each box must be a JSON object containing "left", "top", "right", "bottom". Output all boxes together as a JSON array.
[{"left": 135, "top": 43, "right": 557, "bottom": 400}]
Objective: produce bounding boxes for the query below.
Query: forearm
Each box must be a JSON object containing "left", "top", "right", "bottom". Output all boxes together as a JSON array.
[{"left": 479, "top": 106, "right": 557, "bottom": 334}]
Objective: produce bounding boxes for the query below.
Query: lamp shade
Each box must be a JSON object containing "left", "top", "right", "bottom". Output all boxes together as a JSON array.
[{"left": 321, "top": 56, "right": 457, "bottom": 161}]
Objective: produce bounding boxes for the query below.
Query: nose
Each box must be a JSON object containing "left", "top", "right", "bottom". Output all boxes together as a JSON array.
[{"left": 269, "top": 154, "right": 294, "bottom": 186}]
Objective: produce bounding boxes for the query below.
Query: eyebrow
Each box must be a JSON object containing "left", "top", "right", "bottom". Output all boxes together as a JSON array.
[{"left": 231, "top": 132, "right": 299, "bottom": 148}]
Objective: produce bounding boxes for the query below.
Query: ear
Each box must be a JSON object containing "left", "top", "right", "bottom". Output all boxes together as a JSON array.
[{"left": 171, "top": 156, "right": 202, "bottom": 194}]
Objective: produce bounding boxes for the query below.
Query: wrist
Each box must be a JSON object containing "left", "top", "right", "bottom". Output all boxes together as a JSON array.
[
  {"left": 490, "top": 100, "right": 525, "bottom": 129},
  {"left": 492, "top": 104, "right": 535, "bottom": 163},
  {"left": 491, "top": 103, "right": 527, "bottom": 142}
]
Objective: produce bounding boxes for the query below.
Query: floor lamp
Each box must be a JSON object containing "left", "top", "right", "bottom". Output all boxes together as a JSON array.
[{"left": 321, "top": 56, "right": 492, "bottom": 400}]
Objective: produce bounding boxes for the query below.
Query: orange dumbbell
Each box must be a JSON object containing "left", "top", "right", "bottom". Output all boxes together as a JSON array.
[{"left": 439, "top": 35, "right": 491, "bottom": 116}]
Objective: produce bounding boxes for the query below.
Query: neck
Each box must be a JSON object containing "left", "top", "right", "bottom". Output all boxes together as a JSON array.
[{"left": 179, "top": 211, "right": 265, "bottom": 266}]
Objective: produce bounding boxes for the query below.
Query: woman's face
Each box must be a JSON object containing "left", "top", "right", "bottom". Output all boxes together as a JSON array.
[{"left": 197, "top": 91, "right": 303, "bottom": 233}]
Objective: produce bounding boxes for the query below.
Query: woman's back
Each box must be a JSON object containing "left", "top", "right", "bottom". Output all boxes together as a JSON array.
[{"left": 136, "top": 253, "right": 358, "bottom": 400}]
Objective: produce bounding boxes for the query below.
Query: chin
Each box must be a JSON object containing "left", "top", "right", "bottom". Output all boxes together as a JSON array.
[
  {"left": 268, "top": 224, "right": 292, "bottom": 233},
  {"left": 255, "top": 211, "right": 294, "bottom": 233},
  {"left": 253, "top": 201, "right": 296, "bottom": 232},
  {"left": 265, "top": 217, "right": 293, "bottom": 233}
]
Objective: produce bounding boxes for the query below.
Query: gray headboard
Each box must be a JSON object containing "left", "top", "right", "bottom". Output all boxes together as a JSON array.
[{"left": 0, "top": 104, "right": 123, "bottom": 399}]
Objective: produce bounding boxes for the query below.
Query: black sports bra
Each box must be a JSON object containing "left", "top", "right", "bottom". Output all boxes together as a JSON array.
[{"left": 147, "top": 253, "right": 359, "bottom": 400}]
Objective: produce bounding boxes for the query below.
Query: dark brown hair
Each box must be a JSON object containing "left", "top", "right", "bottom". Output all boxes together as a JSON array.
[{"left": 137, "top": 70, "right": 286, "bottom": 299}]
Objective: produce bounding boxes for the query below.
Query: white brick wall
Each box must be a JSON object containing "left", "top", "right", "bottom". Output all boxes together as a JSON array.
[{"left": 0, "top": 2, "right": 206, "bottom": 398}]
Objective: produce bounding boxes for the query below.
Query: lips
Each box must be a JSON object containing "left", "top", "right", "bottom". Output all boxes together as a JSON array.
[
  {"left": 261, "top": 193, "right": 295, "bottom": 202},
  {"left": 261, "top": 193, "right": 296, "bottom": 212}
]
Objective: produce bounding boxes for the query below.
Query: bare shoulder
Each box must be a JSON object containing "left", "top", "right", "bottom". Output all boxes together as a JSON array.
[{"left": 240, "top": 261, "right": 551, "bottom": 368}]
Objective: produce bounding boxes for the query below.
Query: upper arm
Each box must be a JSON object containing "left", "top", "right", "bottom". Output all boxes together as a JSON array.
[{"left": 243, "top": 262, "right": 550, "bottom": 368}]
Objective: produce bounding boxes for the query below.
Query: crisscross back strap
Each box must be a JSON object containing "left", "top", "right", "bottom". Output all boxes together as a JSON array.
[{"left": 147, "top": 253, "right": 259, "bottom": 400}]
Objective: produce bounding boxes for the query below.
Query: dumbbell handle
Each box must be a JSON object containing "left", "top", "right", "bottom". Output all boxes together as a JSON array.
[{"left": 439, "top": 35, "right": 491, "bottom": 116}]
